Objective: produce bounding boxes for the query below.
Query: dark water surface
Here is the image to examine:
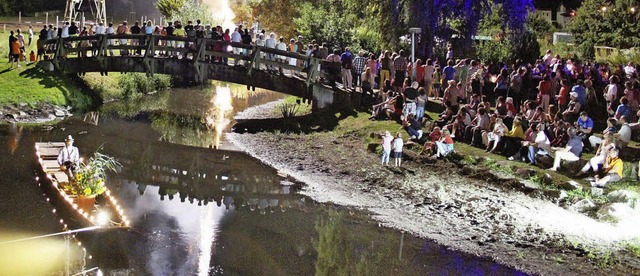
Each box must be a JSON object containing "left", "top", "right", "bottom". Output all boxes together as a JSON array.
[{"left": 0, "top": 83, "right": 526, "bottom": 275}]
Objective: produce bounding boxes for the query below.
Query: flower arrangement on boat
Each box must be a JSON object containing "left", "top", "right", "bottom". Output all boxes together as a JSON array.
[{"left": 65, "top": 151, "right": 121, "bottom": 197}]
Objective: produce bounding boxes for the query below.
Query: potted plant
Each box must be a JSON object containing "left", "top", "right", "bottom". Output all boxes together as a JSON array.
[{"left": 65, "top": 151, "right": 121, "bottom": 212}]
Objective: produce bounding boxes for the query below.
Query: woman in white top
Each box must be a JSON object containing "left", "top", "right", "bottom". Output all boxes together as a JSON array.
[
  {"left": 526, "top": 123, "right": 550, "bottom": 165},
  {"left": 485, "top": 117, "right": 507, "bottom": 153}
]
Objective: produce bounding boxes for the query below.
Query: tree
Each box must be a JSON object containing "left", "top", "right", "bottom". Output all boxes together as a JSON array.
[
  {"left": 570, "top": 0, "right": 640, "bottom": 59},
  {"left": 155, "top": 0, "right": 186, "bottom": 19},
  {"left": 294, "top": 2, "right": 356, "bottom": 49}
]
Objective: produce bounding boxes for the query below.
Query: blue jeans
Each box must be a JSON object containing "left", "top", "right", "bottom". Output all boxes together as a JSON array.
[
  {"left": 528, "top": 146, "right": 537, "bottom": 164},
  {"left": 405, "top": 127, "right": 420, "bottom": 138},
  {"left": 415, "top": 106, "right": 425, "bottom": 122},
  {"left": 381, "top": 149, "right": 391, "bottom": 164}
]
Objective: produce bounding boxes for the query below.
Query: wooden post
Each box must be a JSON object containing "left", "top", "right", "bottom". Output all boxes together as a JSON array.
[
  {"left": 19, "top": 11, "right": 21, "bottom": 24},
  {"left": 46, "top": 12, "right": 49, "bottom": 25}
]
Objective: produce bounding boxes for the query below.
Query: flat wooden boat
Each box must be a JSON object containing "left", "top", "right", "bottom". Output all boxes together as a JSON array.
[{"left": 35, "top": 142, "right": 130, "bottom": 229}]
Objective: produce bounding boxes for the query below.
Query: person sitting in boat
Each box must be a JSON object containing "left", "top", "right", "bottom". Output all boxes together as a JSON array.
[{"left": 57, "top": 135, "right": 79, "bottom": 177}]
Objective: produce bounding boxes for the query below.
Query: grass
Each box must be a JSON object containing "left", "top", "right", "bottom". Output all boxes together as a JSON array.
[{"left": 0, "top": 29, "right": 91, "bottom": 109}]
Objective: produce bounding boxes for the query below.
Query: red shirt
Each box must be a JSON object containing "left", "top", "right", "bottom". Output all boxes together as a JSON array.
[
  {"left": 558, "top": 86, "right": 569, "bottom": 106},
  {"left": 539, "top": 80, "right": 552, "bottom": 96},
  {"left": 416, "top": 65, "right": 425, "bottom": 82}
]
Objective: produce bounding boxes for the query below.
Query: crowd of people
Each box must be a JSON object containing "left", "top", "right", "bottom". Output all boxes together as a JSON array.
[
  {"left": 370, "top": 49, "right": 640, "bottom": 188},
  {"left": 14, "top": 18, "right": 640, "bottom": 187}
]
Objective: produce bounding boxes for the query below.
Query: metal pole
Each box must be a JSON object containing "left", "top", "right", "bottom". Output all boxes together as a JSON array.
[
  {"left": 56, "top": 16, "right": 59, "bottom": 28},
  {"left": 0, "top": 226, "right": 101, "bottom": 245},
  {"left": 411, "top": 31, "right": 416, "bottom": 80},
  {"left": 46, "top": 12, "right": 49, "bottom": 25},
  {"left": 408, "top": 27, "right": 422, "bottom": 81}
]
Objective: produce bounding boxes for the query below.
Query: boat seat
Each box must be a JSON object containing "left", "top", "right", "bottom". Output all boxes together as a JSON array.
[
  {"left": 38, "top": 147, "right": 61, "bottom": 158},
  {"left": 42, "top": 160, "right": 62, "bottom": 172},
  {"left": 52, "top": 172, "right": 70, "bottom": 184}
]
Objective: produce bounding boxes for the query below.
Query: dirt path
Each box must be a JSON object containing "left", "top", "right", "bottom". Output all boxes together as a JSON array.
[{"left": 227, "top": 103, "right": 640, "bottom": 275}]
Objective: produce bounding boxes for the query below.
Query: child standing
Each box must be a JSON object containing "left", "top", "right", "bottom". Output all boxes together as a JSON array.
[
  {"left": 392, "top": 132, "right": 404, "bottom": 167},
  {"left": 381, "top": 131, "right": 393, "bottom": 166}
]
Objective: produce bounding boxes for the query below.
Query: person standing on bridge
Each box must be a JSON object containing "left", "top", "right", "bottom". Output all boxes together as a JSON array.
[
  {"left": 231, "top": 27, "right": 242, "bottom": 65},
  {"left": 265, "top": 32, "right": 277, "bottom": 71},
  {"left": 116, "top": 21, "right": 129, "bottom": 56},
  {"left": 130, "top": 21, "right": 142, "bottom": 55},
  {"left": 276, "top": 37, "right": 287, "bottom": 73},
  {"left": 165, "top": 22, "right": 175, "bottom": 57},
  {"left": 106, "top": 22, "right": 115, "bottom": 56}
]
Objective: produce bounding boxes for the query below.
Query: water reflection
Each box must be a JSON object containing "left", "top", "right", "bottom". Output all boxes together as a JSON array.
[{"left": 205, "top": 85, "right": 233, "bottom": 149}]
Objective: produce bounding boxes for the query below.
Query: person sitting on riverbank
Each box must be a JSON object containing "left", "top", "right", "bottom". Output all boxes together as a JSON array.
[
  {"left": 401, "top": 113, "right": 422, "bottom": 140},
  {"left": 432, "top": 128, "right": 454, "bottom": 159},
  {"left": 485, "top": 117, "right": 507, "bottom": 153},
  {"left": 57, "top": 135, "right": 80, "bottom": 179},
  {"left": 421, "top": 126, "right": 442, "bottom": 156},
  {"left": 392, "top": 132, "right": 404, "bottom": 167},
  {"left": 577, "top": 133, "right": 616, "bottom": 178},
  {"left": 549, "top": 127, "right": 583, "bottom": 172},
  {"left": 591, "top": 148, "right": 624, "bottom": 188}
]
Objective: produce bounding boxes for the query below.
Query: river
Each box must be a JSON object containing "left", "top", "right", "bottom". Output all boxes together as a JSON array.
[{"left": 0, "top": 83, "right": 525, "bottom": 275}]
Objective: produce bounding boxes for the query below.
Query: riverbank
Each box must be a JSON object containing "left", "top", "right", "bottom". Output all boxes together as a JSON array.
[{"left": 227, "top": 101, "right": 640, "bottom": 275}]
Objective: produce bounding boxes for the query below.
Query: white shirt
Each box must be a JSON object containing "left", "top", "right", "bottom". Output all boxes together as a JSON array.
[
  {"left": 618, "top": 123, "right": 631, "bottom": 143},
  {"left": 276, "top": 42, "right": 287, "bottom": 51},
  {"left": 393, "top": 138, "right": 404, "bottom": 152},
  {"left": 106, "top": 26, "right": 114, "bottom": 35},
  {"left": 231, "top": 31, "right": 242, "bottom": 42},
  {"left": 606, "top": 84, "right": 617, "bottom": 102},
  {"left": 265, "top": 37, "right": 276, "bottom": 48},
  {"left": 28, "top": 28, "right": 33, "bottom": 38},
  {"left": 624, "top": 66, "right": 636, "bottom": 79},
  {"left": 57, "top": 145, "right": 79, "bottom": 165},
  {"left": 94, "top": 25, "right": 105, "bottom": 34},
  {"left": 534, "top": 131, "right": 550, "bottom": 148},
  {"left": 61, "top": 25, "right": 70, "bottom": 38}
]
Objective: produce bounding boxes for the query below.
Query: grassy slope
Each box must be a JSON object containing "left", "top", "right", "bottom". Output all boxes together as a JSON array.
[
  {"left": 0, "top": 29, "right": 88, "bottom": 108},
  {"left": 331, "top": 104, "right": 639, "bottom": 195}
]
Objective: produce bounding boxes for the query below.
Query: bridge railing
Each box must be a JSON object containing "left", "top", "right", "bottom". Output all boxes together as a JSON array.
[{"left": 43, "top": 34, "right": 343, "bottom": 86}]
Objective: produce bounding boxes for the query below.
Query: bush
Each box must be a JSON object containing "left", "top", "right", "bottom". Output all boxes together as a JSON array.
[{"left": 117, "top": 73, "right": 172, "bottom": 99}]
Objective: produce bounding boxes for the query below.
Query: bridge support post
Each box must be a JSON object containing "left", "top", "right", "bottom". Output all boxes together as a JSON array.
[
  {"left": 143, "top": 35, "right": 156, "bottom": 77},
  {"left": 96, "top": 34, "right": 108, "bottom": 73},
  {"left": 247, "top": 46, "right": 261, "bottom": 91},
  {"left": 52, "top": 37, "right": 66, "bottom": 71},
  {"left": 193, "top": 38, "right": 207, "bottom": 83}
]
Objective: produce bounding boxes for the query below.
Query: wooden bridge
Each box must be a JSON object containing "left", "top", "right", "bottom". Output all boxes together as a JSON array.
[{"left": 40, "top": 34, "right": 367, "bottom": 110}]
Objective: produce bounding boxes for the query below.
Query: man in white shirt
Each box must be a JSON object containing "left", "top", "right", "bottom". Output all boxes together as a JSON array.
[
  {"left": 28, "top": 25, "right": 34, "bottom": 46},
  {"left": 57, "top": 135, "right": 80, "bottom": 177},
  {"left": 231, "top": 27, "right": 242, "bottom": 63},
  {"left": 526, "top": 123, "right": 550, "bottom": 165},
  {"left": 614, "top": 116, "right": 632, "bottom": 148},
  {"left": 94, "top": 22, "right": 105, "bottom": 35},
  {"left": 264, "top": 32, "right": 277, "bottom": 69},
  {"left": 105, "top": 22, "right": 115, "bottom": 56},
  {"left": 61, "top": 22, "right": 70, "bottom": 38}
]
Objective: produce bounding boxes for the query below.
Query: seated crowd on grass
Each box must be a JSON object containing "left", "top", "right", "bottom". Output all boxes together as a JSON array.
[{"left": 368, "top": 50, "right": 639, "bottom": 187}]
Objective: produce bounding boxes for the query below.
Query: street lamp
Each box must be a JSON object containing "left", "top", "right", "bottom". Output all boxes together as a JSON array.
[{"left": 408, "top": 27, "right": 422, "bottom": 81}]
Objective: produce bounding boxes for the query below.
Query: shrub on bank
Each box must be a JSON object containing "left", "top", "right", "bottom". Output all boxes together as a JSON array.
[{"left": 118, "top": 73, "right": 172, "bottom": 100}]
